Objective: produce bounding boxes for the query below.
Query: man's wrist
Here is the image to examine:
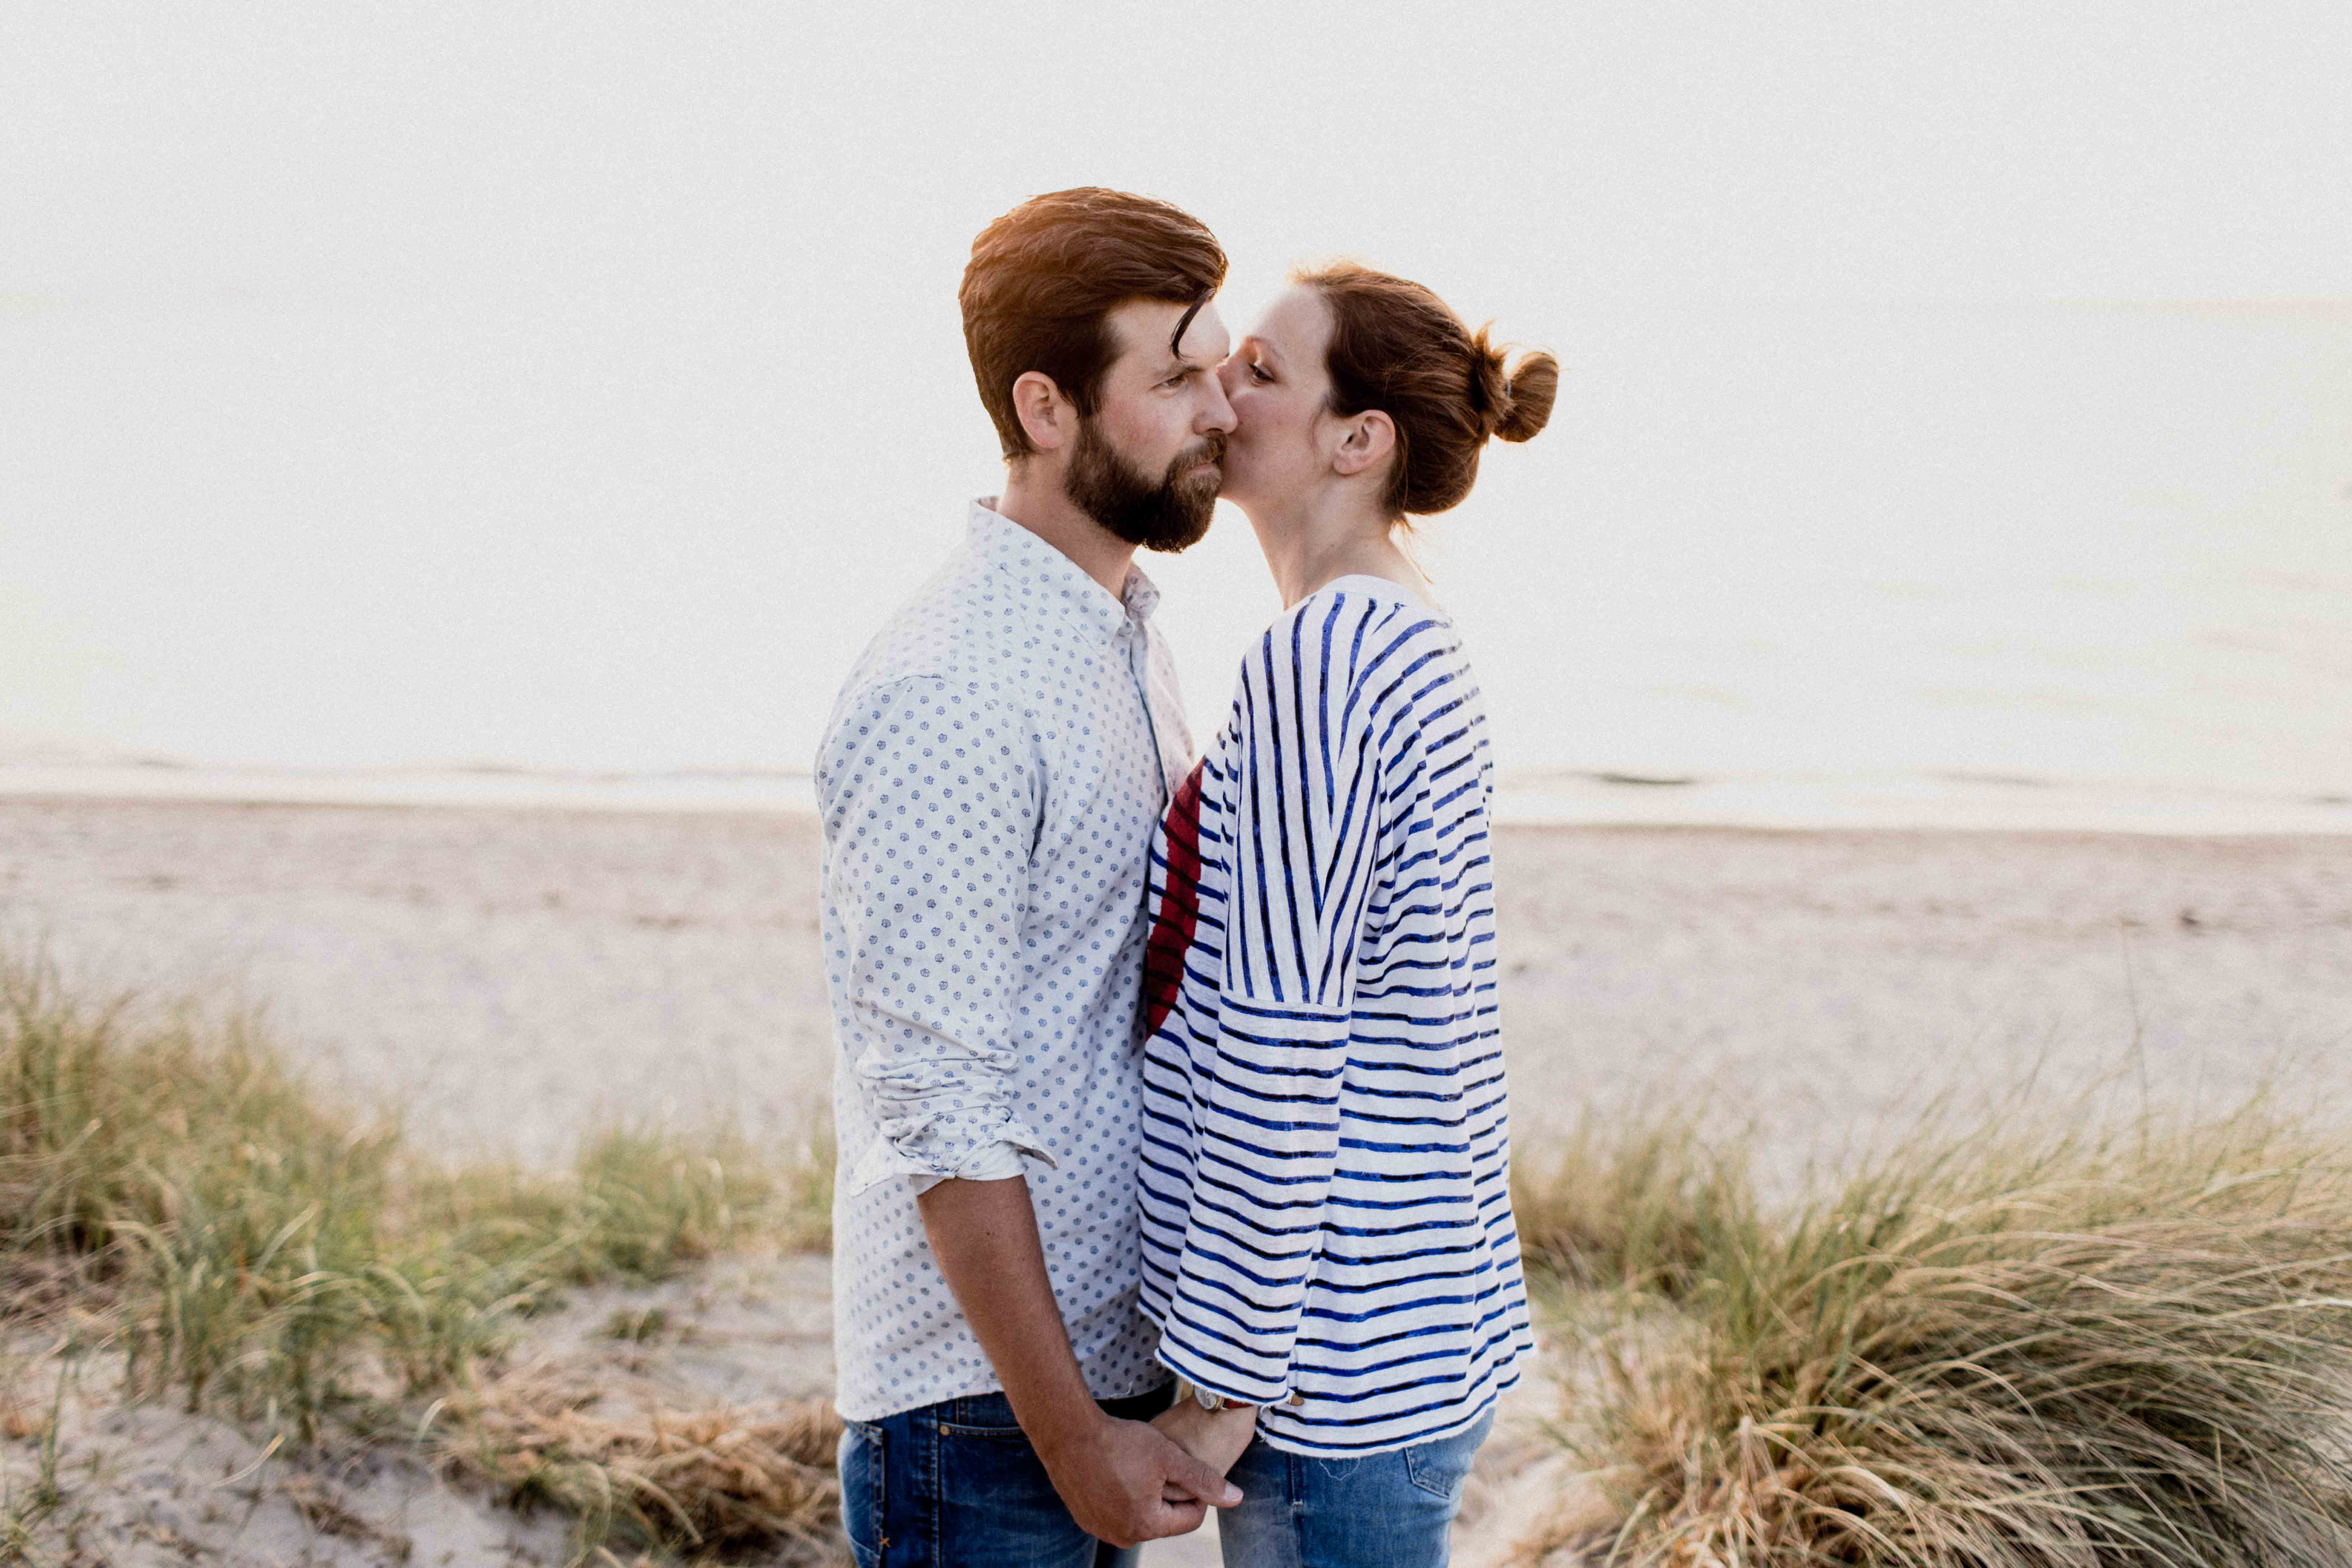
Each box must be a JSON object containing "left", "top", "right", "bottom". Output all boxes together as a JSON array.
[{"left": 1022, "top": 1387, "right": 1112, "bottom": 1463}]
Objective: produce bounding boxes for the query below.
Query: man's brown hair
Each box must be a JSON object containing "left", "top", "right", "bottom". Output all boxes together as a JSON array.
[{"left": 960, "top": 188, "right": 1227, "bottom": 461}]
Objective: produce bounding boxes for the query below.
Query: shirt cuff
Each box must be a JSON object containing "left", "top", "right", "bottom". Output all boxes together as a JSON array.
[
  {"left": 842, "top": 1111, "right": 1056, "bottom": 1197},
  {"left": 905, "top": 1139, "right": 1031, "bottom": 1195},
  {"left": 1153, "top": 1336, "right": 1291, "bottom": 1409}
]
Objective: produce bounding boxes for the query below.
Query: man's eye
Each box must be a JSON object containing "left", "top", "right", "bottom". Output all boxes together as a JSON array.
[{"left": 1250, "top": 364, "right": 1272, "bottom": 383}]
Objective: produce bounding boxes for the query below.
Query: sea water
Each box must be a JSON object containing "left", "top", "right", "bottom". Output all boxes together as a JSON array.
[{"left": 6, "top": 301, "right": 2348, "bottom": 832}]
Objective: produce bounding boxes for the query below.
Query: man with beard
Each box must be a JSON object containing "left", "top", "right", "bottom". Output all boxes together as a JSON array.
[{"left": 816, "top": 189, "right": 1240, "bottom": 1567}]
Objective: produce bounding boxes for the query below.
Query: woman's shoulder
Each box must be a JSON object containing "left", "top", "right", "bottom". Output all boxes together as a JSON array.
[
  {"left": 1234, "top": 580, "right": 1469, "bottom": 753},
  {"left": 1290, "top": 572, "right": 1445, "bottom": 620},
  {"left": 1267, "top": 573, "right": 1446, "bottom": 642},
  {"left": 1257, "top": 577, "right": 1458, "bottom": 680}
]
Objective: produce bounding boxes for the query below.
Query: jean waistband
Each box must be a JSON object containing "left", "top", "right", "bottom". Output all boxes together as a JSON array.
[{"left": 940, "top": 1380, "right": 1173, "bottom": 1429}]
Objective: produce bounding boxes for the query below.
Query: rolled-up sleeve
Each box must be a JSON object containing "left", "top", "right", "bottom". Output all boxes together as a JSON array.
[{"left": 818, "top": 676, "right": 1047, "bottom": 1197}]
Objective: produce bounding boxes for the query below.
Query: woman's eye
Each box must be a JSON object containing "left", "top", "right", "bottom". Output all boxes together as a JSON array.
[{"left": 1250, "top": 364, "right": 1272, "bottom": 383}]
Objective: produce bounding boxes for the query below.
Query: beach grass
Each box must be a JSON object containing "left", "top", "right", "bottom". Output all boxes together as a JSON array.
[
  {"left": 1575, "top": 1094, "right": 2352, "bottom": 1567},
  {"left": 0, "top": 951, "right": 838, "bottom": 1558},
  {"left": 1512, "top": 1096, "right": 1756, "bottom": 1299},
  {"left": 442, "top": 1368, "right": 843, "bottom": 1560},
  {"left": 24, "top": 946, "right": 2352, "bottom": 1567}
]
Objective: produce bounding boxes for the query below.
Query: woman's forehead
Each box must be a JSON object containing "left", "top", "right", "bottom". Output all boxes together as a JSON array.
[{"left": 1250, "top": 285, "right": 1331, "bottom": 361}]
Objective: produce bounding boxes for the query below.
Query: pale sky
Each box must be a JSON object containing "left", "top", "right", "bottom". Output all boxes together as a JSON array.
[{"left": 5, "top": 4, "right": 2349, "bottom": 790}]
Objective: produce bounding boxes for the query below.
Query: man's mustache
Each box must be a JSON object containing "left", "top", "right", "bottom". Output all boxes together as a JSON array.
[{"left": 1175, "top": 432, "right": 1228, "bottom": 473}]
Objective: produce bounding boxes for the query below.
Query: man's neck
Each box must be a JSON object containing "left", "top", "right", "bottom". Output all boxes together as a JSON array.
[{"left": 996, "top": 464, "right": 1138, "bottom": 601}]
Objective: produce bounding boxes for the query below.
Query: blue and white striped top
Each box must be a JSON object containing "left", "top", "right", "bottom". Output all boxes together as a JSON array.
[{"left": 1136, "top": 575, "right": 1534, "bottom": 1457}]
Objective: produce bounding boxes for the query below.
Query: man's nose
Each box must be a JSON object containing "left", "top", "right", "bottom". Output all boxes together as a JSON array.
[{"left": 1199, "top": 371, "right": 1237, "bottom": 435}]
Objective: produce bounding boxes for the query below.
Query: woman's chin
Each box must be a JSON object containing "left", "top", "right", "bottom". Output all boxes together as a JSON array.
[{"left": 1213, "top": 464, "right": 1261, "bottom": 515}]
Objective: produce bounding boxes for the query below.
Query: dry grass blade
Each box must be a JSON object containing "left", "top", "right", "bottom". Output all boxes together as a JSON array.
[
  {"left": 5, "top": 945, "right": 841, "bottom": 1561},
  {"left": 1585, "top": 1100, "right": 2352, "bottom": 1567},
  {"left": 1513, "top": 1096, "right": 1755, "bottom": 1299},
  {"left": 445, "top": 1367, "right": 844, "bottom": 1560}
]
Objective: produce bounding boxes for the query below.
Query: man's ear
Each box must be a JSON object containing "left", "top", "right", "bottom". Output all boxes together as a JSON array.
[
  {"left": 1012, "top": 371, "right": 1076, "bottom": 453},
  {"left": 1330, "top": 409, "right": 1397, "bottom": 479}
]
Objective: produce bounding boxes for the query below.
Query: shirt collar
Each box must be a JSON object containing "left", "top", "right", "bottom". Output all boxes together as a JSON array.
[{"left": 968, "top": 498, "right": 1160, "bottom": 642}]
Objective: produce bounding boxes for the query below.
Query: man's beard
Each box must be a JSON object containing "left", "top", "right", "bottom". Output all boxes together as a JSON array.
[{"left": 1062, "top": 416, "right": 1224, "bottom": 554}]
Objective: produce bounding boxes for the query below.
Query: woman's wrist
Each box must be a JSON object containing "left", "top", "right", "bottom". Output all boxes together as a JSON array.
[{"left": 1173, "top": 1375, "right": 1258, "bottom": 1414}]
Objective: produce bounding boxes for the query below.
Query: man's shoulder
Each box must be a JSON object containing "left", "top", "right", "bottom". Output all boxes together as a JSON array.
[
  {"left": 839, "top": 544, "right": 1083, "bottom": 699},
  {"left": 881, "top": 526, "right": 1027, "bottom": 644},
  {"left": 814, "top": 666, "right": 1045, "bottom": 818},
  {"left": 820, "top": 568, "right": 1048, "bottom": 758}
]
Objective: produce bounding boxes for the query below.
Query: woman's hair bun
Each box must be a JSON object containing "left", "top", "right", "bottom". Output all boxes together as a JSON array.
[
  {"left": 1300, "top": 260, "right": 1556, "bottom": 516},
  {"left": 1473, "top": 327, "right": 1557, "bottom": 445}
]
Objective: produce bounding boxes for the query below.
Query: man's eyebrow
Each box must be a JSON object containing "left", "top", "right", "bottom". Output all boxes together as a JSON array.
[{"left": 1159, "top": 343, "right": 1224, "bottom": 376}]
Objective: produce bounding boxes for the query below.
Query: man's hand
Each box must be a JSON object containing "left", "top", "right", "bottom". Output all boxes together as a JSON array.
[
  {"left": 915, "top": 1179, "right": 1236, "bottom": 1545},
  {"left": 1034, "top": 1410, "right": 1241, "bottom": 1548},
  {"left": 1152, "top": 1399, "right": 1258, "bottom": 1480}
]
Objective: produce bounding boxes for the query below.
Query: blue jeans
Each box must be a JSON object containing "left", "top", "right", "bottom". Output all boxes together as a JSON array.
[
  {"left": 838, "top": 1384, "right": 1175, "bottom": 1568},
  {"left": 1215, "top": 1409, "right": 1495, "bottom": 1568}
]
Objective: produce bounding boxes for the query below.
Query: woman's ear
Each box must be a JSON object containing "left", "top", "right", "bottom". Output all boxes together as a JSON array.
[
  {"left": 1330, "top": 409, "right": 1397, "bottom": 479},
  {"left": 1012, "top": 371, "right": 1075, "bottom": 453}
]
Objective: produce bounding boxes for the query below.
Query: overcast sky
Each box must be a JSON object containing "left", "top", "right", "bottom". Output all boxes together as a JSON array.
[{"left": 5, "top": 3, "right": 2348, "bottom": 781}]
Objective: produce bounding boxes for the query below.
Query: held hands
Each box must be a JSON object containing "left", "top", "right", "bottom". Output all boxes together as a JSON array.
[
  {"left": 1036, "top": 1412, "right": 1241, "bottom": 1549},
  {"left": 1152, "top": 1398, "right": 1258, "bottom": 1484}
]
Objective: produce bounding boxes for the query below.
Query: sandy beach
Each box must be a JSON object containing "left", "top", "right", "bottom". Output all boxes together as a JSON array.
[
  {"left": 5, "top": 795, "right": 2350, "bottom": 1564},
  {"left": 5, "top": 796, "right": 2347, "bottom": 1170}
]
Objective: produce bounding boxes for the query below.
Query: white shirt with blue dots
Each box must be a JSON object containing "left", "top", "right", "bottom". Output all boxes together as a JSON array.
[{"left": 819, "top": 498, "right": 1193, "bottom": 1423}]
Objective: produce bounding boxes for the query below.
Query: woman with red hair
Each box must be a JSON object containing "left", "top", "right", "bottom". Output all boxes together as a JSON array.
[{"left": 1137, "top": 264, "right": 1559, "bottom": 1567}]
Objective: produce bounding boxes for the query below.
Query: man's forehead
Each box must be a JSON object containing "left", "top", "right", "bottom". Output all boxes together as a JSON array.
[
  {"left": 1108, "top": 296, "right": 1229, "bottom": 367},
  {"left": 1172, "top": 300, "right": 1230, "bottom": 363}
]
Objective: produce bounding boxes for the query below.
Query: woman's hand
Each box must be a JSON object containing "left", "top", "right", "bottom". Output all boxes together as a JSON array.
[{"left": 1152, "top": 1398, "right": 1259, "bottom": 1480}]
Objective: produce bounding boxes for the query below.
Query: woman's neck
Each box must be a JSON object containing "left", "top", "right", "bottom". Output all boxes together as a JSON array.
[{"left": 1249, "top": 490, "right": 1428, "bottom": 610}]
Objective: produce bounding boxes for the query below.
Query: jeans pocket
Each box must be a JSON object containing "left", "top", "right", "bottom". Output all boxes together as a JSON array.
[
  {"left": 931, "top": 1409, "right": 1073, "bottom": 1553},
  {"left": 840, "top": 1418, "right": 886, "bottom": 1561},
  {"left": 935, "top": 1419, "right": 1028, "bottom": 1440},
  {"left": 1402, "top": 1412, "right": 1491, "bottom": 1503},
  {"left": 936, "top": 1391, "right": 1028, "bottom": 1440}
]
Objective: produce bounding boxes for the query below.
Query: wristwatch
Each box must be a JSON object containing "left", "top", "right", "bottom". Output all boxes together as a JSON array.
[
  {"left": 1174, "top": 1377, "right": 1302, "bottom": 1411},
  {"left": 1175, "top": 1377, "right": 1227, "bottom": 1412}
]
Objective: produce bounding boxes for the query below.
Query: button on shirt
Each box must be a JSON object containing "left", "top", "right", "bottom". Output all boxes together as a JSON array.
[{"left": 819, "top": 499, "right": 1193, "bottom": 1424}]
